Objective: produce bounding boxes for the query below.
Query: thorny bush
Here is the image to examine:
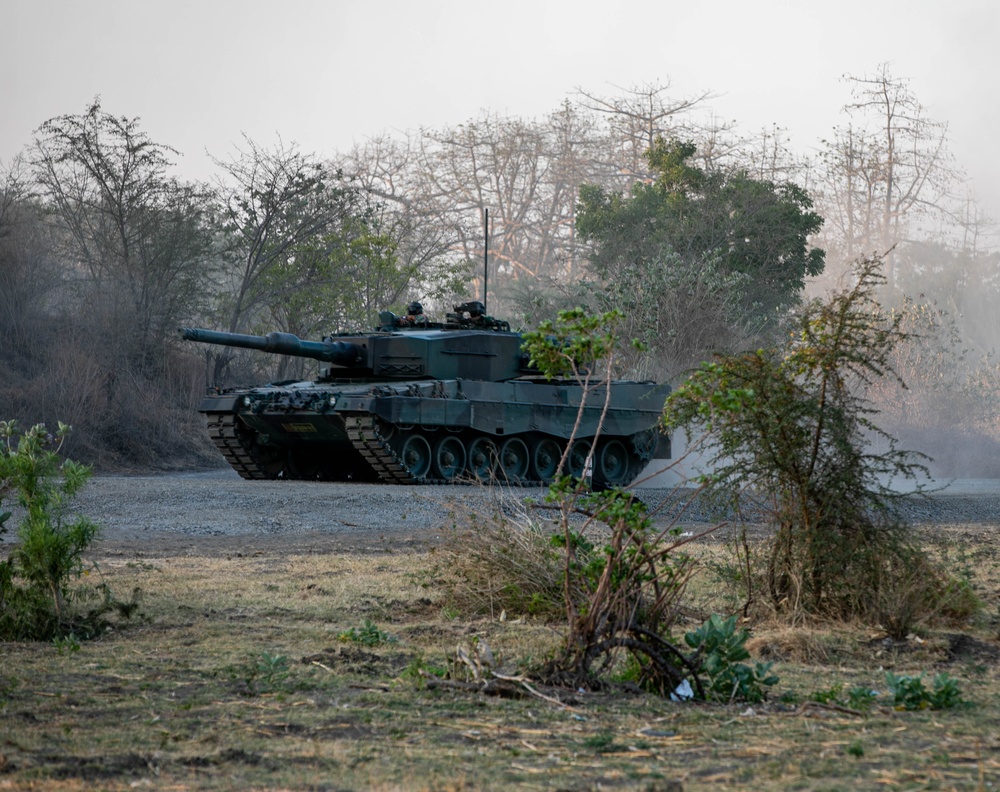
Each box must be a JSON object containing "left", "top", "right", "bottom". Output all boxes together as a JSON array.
[{"left": 662, "top": 255, "right": 964, "bottom": 631}]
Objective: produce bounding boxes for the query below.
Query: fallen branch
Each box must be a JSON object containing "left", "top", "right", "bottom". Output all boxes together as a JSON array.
[{"left": 420, "top": 670, "right": 585, "bottom": 712}]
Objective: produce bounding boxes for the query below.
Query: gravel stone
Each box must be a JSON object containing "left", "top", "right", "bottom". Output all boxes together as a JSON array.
[{"left": 4, "top": 471, "right": 999, "bottom": 555}]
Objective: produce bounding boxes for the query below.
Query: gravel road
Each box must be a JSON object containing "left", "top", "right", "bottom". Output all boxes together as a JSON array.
[{"left": 5, "top": 469, "right": 1000, "bottom": 557}]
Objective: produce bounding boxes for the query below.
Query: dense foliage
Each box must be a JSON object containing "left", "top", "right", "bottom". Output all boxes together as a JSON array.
[
  {"left": 575, "top": 138, "right": 825, "bottom": 375},
  {"left": 579, "top": 138, "right": 825, "bottom": 317}
]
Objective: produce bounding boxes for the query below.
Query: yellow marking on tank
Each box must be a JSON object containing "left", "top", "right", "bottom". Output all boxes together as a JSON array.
[{"left": 281, "top": 423, "right": 318, "bottom": 433}]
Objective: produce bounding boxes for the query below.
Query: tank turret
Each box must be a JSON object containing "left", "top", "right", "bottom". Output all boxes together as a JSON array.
[
  {"left": 181, "top": 314, "right": 529, "bottom": 382},
  {"left": 181, "top": 309, "right": 670, "bottom": 486}
]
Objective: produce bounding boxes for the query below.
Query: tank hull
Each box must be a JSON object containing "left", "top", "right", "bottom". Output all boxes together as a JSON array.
[{"left": 198, "top": 377, "right": 670, "bottom": 487}]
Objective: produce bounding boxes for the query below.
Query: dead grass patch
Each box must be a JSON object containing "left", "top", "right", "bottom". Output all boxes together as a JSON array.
[{"left": 744, "top": 625, "right": 833, "bottom": 665}]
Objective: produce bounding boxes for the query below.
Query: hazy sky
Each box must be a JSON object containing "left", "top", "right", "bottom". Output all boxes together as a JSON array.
[{"left": 5, "top": 0, "right": 999, "bottom": 214}]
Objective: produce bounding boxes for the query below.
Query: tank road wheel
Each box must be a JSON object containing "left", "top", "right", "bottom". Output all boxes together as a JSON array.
[
  {"left": 466, "top": 437, "right": 498, "bottom": 481},
  {"left": 433, "top": 435, "right": 467, "bottom": 481},
  {"left": 531, "top": 437, "right": 563, "bottom": 483},
  {"left": 498, "top": 437, "right": 530, "bottom": 482},
  {"left": 596, "top": 439, "right": 631, "bottom": 488},
  {"left": 567, "top": 440, "right": 593, "bottom": 480},
  {"left": 399, "top": 434, "right": 432, "bottom": 479}
]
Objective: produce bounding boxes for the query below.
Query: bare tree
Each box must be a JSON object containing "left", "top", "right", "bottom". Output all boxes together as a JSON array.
[
  {"left": 739, "top": 124, "right": 811, "bottom": 185},
  {"left": 533, "top": 100, "right": 607, "bottom": 284},
  {"left": 815, "top": 64, "right": 957, "bottom": 289},
  {"left": 32, "top": 99, "right": 216, "bottom": 368},
  {"left": 419, "top": 115, "right": 547, "bottom": 289},
  {"left": 575, "top": 80, "right": 713, "bottom": 184},
  {"left": 955, "top": 188, "right": 997, "bottom": 256},
  {"left": 337, "top": 133, "right": 470, "bottom": 311}
]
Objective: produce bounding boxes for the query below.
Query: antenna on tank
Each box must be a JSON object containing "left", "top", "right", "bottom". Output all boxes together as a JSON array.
[{"left": 483, "top": 208, "right": 489, "bottom": 315}]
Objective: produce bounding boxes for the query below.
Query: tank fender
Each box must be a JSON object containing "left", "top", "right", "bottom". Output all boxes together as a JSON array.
[{"left": 198, "top": 394, "right": 240, "bottom": 412}]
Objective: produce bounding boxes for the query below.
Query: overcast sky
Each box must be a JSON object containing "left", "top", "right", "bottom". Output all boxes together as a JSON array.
[{"left": 5, "top": 0, "right": 998, "bottom": 215}]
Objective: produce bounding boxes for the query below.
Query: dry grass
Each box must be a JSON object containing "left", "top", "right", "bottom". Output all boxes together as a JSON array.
[
  {"left": 0, "top": 527, "right": 999, "bottom": 790},
  {"left": 430, "top": 508, "right": 568, "bottom": 620}
]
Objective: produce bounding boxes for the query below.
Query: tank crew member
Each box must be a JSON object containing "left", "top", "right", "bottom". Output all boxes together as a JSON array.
[
  {"left": 397, "top": 301, "right": 427, "bottom": 327},
  {"left": 456, "top": 301, "right": 486, "bottom": 322}
]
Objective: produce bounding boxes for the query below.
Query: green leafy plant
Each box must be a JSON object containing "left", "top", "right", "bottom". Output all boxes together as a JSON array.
[
  {"left": 402, "top": 655, "right": 448, "bottom": 683},
  {"left": 886, "top": 672, "right": 965, "bottom": 711},
  {"left": 255, "top": 652, "right": 291, "bottom": 688},
  {"left": 229, "top": 651, "right": 292, "bottom": 696},
  {"left": 846, "top": 686, "right": 879, "bottom": 711},
  {"left": 521, "top": 307, "right": 622, "bottom": 383},
  {"left": 337, "top": 619, "right": 397, "bottom": 647},
  {"left": 0, "top": 421, "right": 137, "bottom": 641},
  {"left": 684, "top": 614, "right": 778, "bottom": 703},
  {"left": 52, "top": 632, "right": 81, "bottom": 656},
  {"left": 807, "top": 682, "right": 878, "bottom": 711},
  {"left": 808, "top": 683, "right": 844, "bottom": 705}
]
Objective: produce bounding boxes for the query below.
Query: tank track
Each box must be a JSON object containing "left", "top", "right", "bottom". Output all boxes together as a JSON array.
[
  {"left": 209, "top": 411, "right": 642, "bottom": 487},
  {"left": 206, "top": 413, "right": 272, "bottom": 480},
  {"left": 343, "top": 413, "right": 419, "bottom": 484}
]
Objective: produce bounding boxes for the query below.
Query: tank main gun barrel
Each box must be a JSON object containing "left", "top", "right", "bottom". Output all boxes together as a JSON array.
[{"left": 180, "top": 328, "right": 364, "bottom": 367}]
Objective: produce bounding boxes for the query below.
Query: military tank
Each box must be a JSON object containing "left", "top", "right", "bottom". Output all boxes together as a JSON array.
[{"left": 181, "top": 302, "right": 670, "bottom": 487}]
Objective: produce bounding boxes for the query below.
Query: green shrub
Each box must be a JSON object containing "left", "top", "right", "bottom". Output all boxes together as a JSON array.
[
  {"left": 808, "top": 682, "right": 877, "bottom": 711},
  {"left": 886, "top": 672, "right": 965, "bottom": 710},
  {"left": 663, "top": 256, "right": 951, "bottom": 629},
  {"left": 226, "top": 651, "right": 292, "bottom": 696},
  {"left": 253, "top": 652, "right": 291, "bottom": 689},
  {"left": 846, "top": 686, "right": 879, "bottom": 711},
  {"left": 0, "top": 420, "right": 139, "bottom": 640},
  {"left": 337, "top": 619, "right": 397, "bottom": 646}
]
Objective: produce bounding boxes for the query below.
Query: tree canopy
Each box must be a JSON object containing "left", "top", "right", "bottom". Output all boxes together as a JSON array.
[{"left": 577, "top": 138, "right": 825, "bottom": 322}]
